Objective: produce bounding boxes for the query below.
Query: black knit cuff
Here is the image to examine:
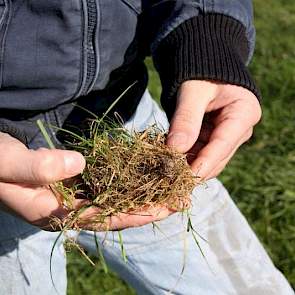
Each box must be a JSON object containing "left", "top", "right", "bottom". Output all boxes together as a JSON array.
[
  {"left": 153, "top": 13, "right": 261, "bottom": 119},
  {"left": 0, "top": 119, "right": 28, "bottom": 145}
]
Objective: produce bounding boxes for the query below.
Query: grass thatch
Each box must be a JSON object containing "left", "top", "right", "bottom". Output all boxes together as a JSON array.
[{"left": 51, "top": 120, "right": 197, "bottom": 230}]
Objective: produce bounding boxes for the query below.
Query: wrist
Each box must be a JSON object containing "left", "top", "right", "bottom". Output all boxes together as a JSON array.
[{"left": 153, "top": 13, "right": 261, "bottom": 119}]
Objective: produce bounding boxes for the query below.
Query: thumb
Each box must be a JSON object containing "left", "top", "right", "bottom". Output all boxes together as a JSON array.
[
  {"left": 166, "top": 80, "right": 215, "bottom": 153},
  {"left": 0, "top": 134, "right": 85, "bottom": 184}
]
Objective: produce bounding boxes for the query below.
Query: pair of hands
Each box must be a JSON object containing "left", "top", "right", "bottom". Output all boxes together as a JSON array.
[{"left": 0, "top": 81, "right": 261, "bottom": 231}]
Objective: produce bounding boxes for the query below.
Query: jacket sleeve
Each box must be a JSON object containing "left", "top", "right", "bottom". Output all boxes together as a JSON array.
[{"left": 146, "top": 0, "right": 260, "bottom": 119}]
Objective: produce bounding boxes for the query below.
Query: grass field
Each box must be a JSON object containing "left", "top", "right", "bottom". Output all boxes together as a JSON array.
[{"left": 67, "top": 0, "right": 295, "bottom": 293}]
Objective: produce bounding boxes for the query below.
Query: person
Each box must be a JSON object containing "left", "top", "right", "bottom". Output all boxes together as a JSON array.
[{"left": 0, "top": 1, "right": 293, "bottom": 294}]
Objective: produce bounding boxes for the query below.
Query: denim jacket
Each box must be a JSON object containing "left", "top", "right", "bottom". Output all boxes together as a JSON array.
[{"left": 0, "top": 0, "right": 256, "bottom": 147}]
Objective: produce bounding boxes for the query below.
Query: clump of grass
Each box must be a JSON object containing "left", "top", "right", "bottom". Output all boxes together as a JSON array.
[
  {"left": 46, "top": 119, "right": 197, "bottom": 230},
  {"left": 38, "top": 113, "right": 202, "bottom": 293}
]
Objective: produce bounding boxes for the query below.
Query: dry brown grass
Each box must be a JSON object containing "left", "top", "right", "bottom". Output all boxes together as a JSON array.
[{"left": 51, "top": 119, "right": 197, "bottom": 230}]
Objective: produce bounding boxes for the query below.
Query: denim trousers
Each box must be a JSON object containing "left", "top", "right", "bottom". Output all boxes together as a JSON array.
[{"left": 0, "top": 91, "right": 293, "bottom": 295}]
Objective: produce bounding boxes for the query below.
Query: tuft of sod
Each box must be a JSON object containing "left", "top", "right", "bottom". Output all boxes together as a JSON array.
[{"left": 48, "top": 119, "right": 197, "bottom": 231}]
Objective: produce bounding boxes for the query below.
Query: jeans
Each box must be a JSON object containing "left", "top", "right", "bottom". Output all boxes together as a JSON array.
[{"left": 0, "top": 91, "right": 293, "bottom": 295}]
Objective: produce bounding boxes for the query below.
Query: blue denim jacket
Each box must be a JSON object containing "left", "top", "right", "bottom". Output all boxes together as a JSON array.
[{"left": 0, "top": 0, "right": 255, "bottom": 147}]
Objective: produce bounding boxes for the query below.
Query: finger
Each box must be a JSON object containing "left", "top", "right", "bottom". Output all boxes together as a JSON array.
[
  {"left": 191, "top": 116, "right": 253, "bottom": 177},
  {"left": 166, "top": 81, "right": 216, "bottom": 153},
  {"left": 0, "top": 144, "right": 85, "bottom": 184},
  {"left": 0, "top": 182, "right": 67, "bottom": 227},
  {"left": 0, "top": 181, "right": 94, "bottom": 230},
  {"left": 205, "top": 129, "right": 253, "bottom": 180},
  {"left": 205, "top": 147, "right": 237, "bottom": 180},
  {"left": 76, "top": 206, "right": 173, "bottom": 231},
  {"left": 205, "top": 145, "right": 239, "bottom": 180},
  {"left": 108, "top": 208, "right": 172, "bottom": 230}
]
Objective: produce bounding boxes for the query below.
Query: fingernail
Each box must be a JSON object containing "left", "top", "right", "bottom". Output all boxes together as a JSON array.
[
  {"left": 64, "top": 152, "right": 86, "bottom": 175},
  {"left": 167, "top": 133, "right": 188, "bottom": 151}
]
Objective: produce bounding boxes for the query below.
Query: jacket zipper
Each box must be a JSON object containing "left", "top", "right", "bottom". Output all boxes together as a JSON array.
[{"left": 81, "top": 0, "right": 97, "bottom": 96}]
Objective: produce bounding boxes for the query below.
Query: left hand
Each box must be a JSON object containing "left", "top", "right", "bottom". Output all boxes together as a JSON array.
[{"left": 166, "top": 80, "right": 262, "bottom": 180}]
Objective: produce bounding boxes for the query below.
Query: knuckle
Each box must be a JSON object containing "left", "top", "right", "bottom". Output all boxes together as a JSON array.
[
  {"left": 237, "top": 93, "right": 262, "bottom": 126},
  {"left": 253, "top": 104, "right": 262, "bottom": 123},
  {"left": 245, "top": 128, "right": 253, "bottom": 141},
  {"left": 247, "top": 96, "right": 262, "bottom": 124}
]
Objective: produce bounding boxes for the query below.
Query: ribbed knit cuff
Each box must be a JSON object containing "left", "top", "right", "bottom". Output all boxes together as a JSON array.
[
  {"left": 0, "top": 119, "right": 27, "bottom": 145},
  {"left": 153, "top": 13, "right": 261, "bottom": 119}
]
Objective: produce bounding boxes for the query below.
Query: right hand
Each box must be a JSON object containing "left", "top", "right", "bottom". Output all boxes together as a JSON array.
[{"left": 0, "top": 132, "right": 172, "bottom": 231}]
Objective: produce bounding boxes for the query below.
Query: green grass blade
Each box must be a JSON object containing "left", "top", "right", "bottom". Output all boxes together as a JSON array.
[
  {"left": 96, "top": 81, "right": 137, "bottom": 129},
  {"left": 94, "top": 231, "right": 109, "bottom": 274},
  {"left": 36, "top": 119, "right": 55, "bottom": 149},
  {"left": 118, "top": 231, "right": 127, "bottom": 263},
  {"left": 48, "top": 124, "right": 90, "bottom": 145},
  {"left": 50, "top": 230, "right": 64, "bottom": 295},
  {"left": 72, "top": 102, "right": 99, "bottom": 119}
]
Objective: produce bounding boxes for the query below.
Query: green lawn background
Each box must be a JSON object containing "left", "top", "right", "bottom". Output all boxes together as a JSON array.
[{"left": 67, "top": 0, "right": 295, "bottom": 293}]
